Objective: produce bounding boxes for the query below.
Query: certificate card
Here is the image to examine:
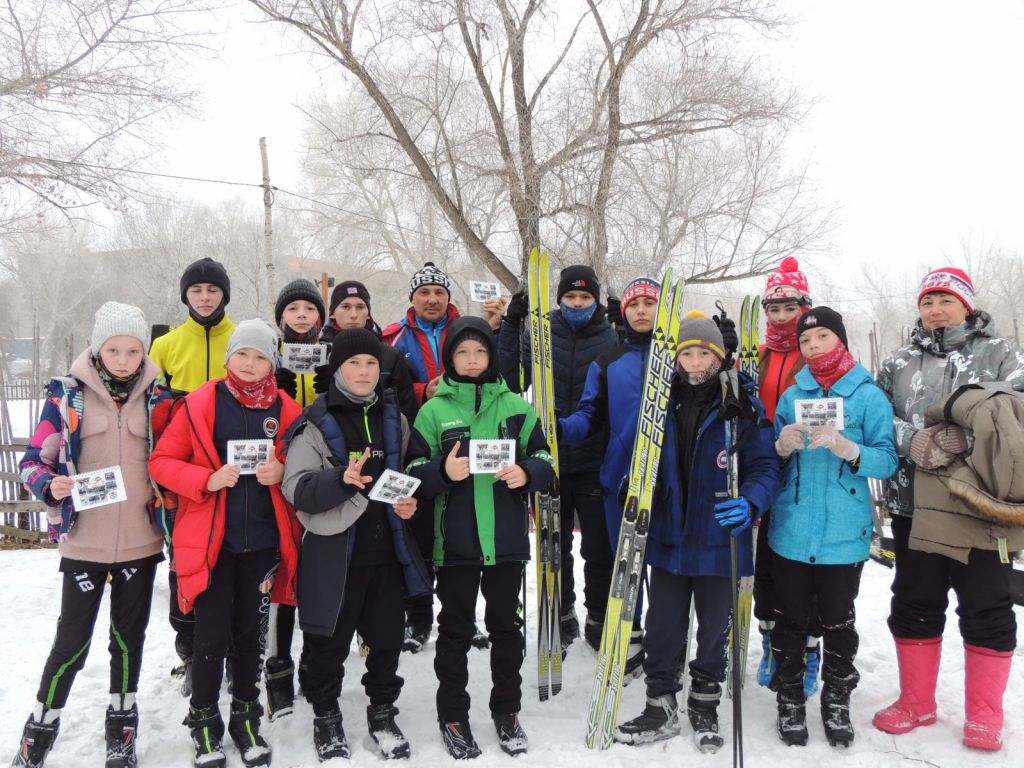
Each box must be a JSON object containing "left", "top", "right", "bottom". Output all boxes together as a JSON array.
[
  {"left": 282, "top": 343, "right": 328, "bottom": 374},
  {"left": 226, "top": 439, "right": 274, "bottom": 474},
  {"left": 469, "top": 281, "right": 501, "bottom": 303},
  {"left": 794, "top": 397, "right": 845, "bottom": 429},
  {"left": 368, "top": 469, "right": 421, "bottom": 503},
  {"left": 70, "top": 465, "right": 127, "bottom": 511},
  {"left": 469, "top": 439, "right": 516, "bottom": 474}
]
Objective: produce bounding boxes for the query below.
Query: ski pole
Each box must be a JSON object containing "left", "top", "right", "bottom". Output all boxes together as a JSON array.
[{"left": 721, "top": 366, "right": 744, "bottom": 768}]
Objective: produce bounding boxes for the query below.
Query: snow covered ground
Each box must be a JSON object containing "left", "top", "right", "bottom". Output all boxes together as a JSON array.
[{"left": 1, "top": 545, "right": 1020, "bottom": 768}]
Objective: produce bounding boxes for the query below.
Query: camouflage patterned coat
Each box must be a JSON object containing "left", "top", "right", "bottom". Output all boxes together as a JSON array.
[{"left": 876, "top": 310, "right": 1024, "bottom": 517}]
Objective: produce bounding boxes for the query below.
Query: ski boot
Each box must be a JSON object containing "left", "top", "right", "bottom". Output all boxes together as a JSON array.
[
  {"left": 439, "top": 720, "right": 481, "bottom": 760},
  {"left": 623, "top": 630, "right": 645, "bottom": 685},
  {"left": 185, "top": 704, "right": 226, "bottom": 768},
  {"left": 470, "top": 625, "right": 490, "bottom": 650},
  {"left": 263, "top": 657, "right": 295, "bottom": 722},
  {"left": 821, "top": 685, "right": 854, "bottom": 748},
  {"left": 11, "top": 712, "right": 60, "bottom": 768},
  {"left": 493, "top": 713, "right": 527, "bottom": 756},
  {"left": 688, "top": 680, "right": 724, "bottom": 753},
  {"left": 777, "top": 686, "right": 808, "bottom": 746},
  {"left": 104, "top": 704, "right": 139, "bottom": 768},
  {"left": 803, "top": 638, "right": 821, "bottom": 698},
  {"left": 583, "top": 613, "right": 603, "bottom": 652},
  {"left": 614, "top": 692, "right": 679, "bottom": 745},
  {"left": 313, "top": 708, "right": 349, "bottom": 761},
  {"left": 560, "top": 609, "right": 580, "bottom": 653},
  {"left": 368, "top": 704, "right": 410, "bottom": 760},
  {"left": 401, "top": 622, "right": 431, "bottom": 654},
  {"left": 757, "top": 621, "right": 776, "bottom": 688},
  {"left": 227, "top": 698, "right": 271, "bottom": 767}
]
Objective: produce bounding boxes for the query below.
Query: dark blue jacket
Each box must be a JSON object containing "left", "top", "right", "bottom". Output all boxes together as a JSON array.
[
  {"left": 498, "top": 306, "right": 618, "bottom": 474},
  {"left": 647, "top": 373, "right": 780, "bottom": 578}
]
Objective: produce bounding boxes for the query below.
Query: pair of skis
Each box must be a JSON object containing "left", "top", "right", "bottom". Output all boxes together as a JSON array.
[
  {"left": 526, "top": 248, "right": 563, "bottom": 700},
  {"left": 585, "top": 271, "right": 684, "bottom": 750}
]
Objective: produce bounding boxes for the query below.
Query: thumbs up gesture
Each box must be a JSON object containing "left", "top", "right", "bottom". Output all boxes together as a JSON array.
[{"left": 444, "top": 440, "right": 470, "bottom": 482}]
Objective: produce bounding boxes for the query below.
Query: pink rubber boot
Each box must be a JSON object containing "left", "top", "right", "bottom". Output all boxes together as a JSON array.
[
  {"left": 963, "top": 643, "right": 1012, "bottom": 751},
  {"left": 872, "top": 637, "right": 941, "bottom": 734}
]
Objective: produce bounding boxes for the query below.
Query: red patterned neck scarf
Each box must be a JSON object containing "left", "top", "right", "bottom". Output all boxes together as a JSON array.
[
  {"left": 224, "top": 369, "right": 278, "bottom": 409},
  {"left": 765, "top": 312, "right": 802, "bottom": 352},
  {"left": 806, "top": 343, "right": 856, "bottom": 393}
]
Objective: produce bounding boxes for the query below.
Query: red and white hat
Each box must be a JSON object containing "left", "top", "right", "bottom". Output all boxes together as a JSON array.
[
  {"left": 621, "top": 277, "right": 661, "bottom": 311},
  {"left": 917, "top": 267, "right": 975, "bottom": 312},
  {"left": 763, "top": 256, "right": 811, "bottom": 305}
]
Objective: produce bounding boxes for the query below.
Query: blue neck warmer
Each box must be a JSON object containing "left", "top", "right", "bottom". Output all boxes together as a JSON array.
[{"left": 561, "top": 302, "right": 597, "bottom": 332}]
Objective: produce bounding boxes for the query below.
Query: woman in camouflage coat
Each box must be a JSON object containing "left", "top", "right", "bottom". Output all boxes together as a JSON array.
[{"left": 873, "top": 266, "right": 1024, "bottom": 751}]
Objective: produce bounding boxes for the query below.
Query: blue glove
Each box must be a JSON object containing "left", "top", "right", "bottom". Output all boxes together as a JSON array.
[{"left": 714, "top": 497, "right": 754, "bottom": 537}]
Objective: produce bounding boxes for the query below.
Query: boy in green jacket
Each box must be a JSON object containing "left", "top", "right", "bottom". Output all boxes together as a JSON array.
[{"left": 406, "top": 316, "right": 554, "bottom": 760}]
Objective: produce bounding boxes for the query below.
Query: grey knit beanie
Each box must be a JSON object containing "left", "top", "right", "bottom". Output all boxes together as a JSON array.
[
  {"left": 91, "top": 302, "right": 150, "bottom": 353},
  {"left": 676, "top": 310, "right": 726, "bottom": 361},
  {"left": 225, "top": 319, "right": 279, "bottom": 365}
]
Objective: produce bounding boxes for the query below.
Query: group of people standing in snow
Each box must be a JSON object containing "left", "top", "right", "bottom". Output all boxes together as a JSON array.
[{"left": 8, "top": 253, "right": 1023, "bottom": 768}]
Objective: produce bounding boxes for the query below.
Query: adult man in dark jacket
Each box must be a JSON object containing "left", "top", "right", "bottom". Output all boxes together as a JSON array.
[{"left": 498, "top": 264, "right": 618, "bottom": 650}]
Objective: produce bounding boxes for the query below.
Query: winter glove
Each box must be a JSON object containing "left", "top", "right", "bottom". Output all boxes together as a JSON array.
[
  {"left": 714, "top": 497, "right": 755, "bottom": 537},
  {"left": 713, "top": 314, "right": 739, "bottom": 361},
  {"left": 775, "top": 423, "right": 809, "bottom": 458},
  {"left": 505, "top": 291, "right": 529, "bottom": 327},
  {"left": 275, "top": 368, "right": 298, "bottom": 399},
  {"left": 606, "top": 296, "right": 623, "bottom": 328},
  {"left": 808, "top": 425, "right": 860, "bottom": 462},
  {"left": 909, "top": 428, "right": 955, "bottom": 469},
  {"left": 929, "top": 422, "right": 969, "bottom": 455},
  {"left": 312, "top": 364, "right": 330, "bottom": 395}
]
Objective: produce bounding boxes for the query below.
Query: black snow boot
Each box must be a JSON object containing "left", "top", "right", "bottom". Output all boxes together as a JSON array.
[
  {"left": 583, "top": 613, "right": 603, "bottom": 652},
  {"left": 622, "top": 630, "right": 644, "bottom": 685},
  {"left": 470, "top": 625, "right": 490, "bottom": 650},
  {"left": 185, "top": 704, "right": 226, "bottom": 768},
  {"left": 368, "top": 704, "right": 410, "bottom": 760},
  {"left": 104, "top": 705, "right": 139, "bottom": 768},
  {"left": 821, "top": 685, "right": 855, "bottom": 747},
  {"left": 227, "top": 698, "right": 271, "bottom": 767},
  {"left": 401, "top": 622, "right": 431, "bottom": 654},
  {"left": 560, "top": 610, "right": 580, "bottom": 652},
  {"left": 614, "top": 692, "right": 680, "bottom": 745},
  {"left": 11, "top": 713, "right": 60, "bottom": 768},
  {"left": 493, "top": 713, "right": 528, "bottom": 756},
  {"left": 777, "top": 685, "right": 809, "bottom": 746},
  {"left": 313, "top": 708, "right": 350, "bottom": 762},
  {"left": 263, "top": 657, "right": 295, "bottom": 722},
  {"left": 439, "top": 720, "right": 481, "bottom": 760},
  {"left": 687, "top": 680, "right": 724, "bottom": 754}
]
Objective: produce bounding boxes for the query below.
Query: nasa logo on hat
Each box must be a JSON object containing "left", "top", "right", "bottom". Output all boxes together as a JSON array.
[{"left": 263, "top": 417, "right": 280, "bottom": 438}]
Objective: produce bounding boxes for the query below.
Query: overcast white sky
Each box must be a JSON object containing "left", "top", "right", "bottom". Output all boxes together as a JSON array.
[{"left": 157, "top": 0, "right": 1024, "bottom": 287}]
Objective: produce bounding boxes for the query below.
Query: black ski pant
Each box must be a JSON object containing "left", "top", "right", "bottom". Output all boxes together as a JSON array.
[
  {"left": 190, "top": 548, "right": 277, "bottom": 708},
  {"left": 36, "top": 560, "right": 158, "bottom": 709},
  {"left": 435, "top": 562, "right": 524, "bottom": 722},
  {"left": 560, "top": 472, "right": 612, "bottom": 620},
  {"left": 770, "top": 554, "right": 863, "bottom": 698},
  {"left": 302, "top": 563, "right": 406, "bottom": 716},
  {"left": 268, "top": 603, "right": 296, "bottom": 661},
  {"left": 753, "top": 513, "right": 822, "bottom": 636},
  {"left": 642, "top": 568, "right": 732, "bottom": 695},
  {"left": 168, "top": 559, "right": 195, "bottom": 661},
  {"left": 405, "top": 511, "right": 435, "bottom": 629},
  {"left": 888, "top": 515, "right": 1017, "bottom": 652}
]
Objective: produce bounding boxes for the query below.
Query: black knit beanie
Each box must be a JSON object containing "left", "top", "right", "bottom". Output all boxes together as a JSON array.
[
  {"left": 557, "top": 264, "right": 600, "bottom": 304},
  {"left": 180, "top": 257, "right": 231, "bottom": 306},
  {"left": 330, "top": 280, "right": 372, "bottom": 316},
  {"left": 275, "top": 278, "right": 326, "bottom": 326},
  {"left": 796, "top": 306, "right": 848, "bottom": 349},
  {"left": 328, "top": 328, "right": 382, "bottom": 376}
]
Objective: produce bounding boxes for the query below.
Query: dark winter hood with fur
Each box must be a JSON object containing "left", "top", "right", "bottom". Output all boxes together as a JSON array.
[{"left": 441, "top": 316, "right": 500, "bottom": 384}]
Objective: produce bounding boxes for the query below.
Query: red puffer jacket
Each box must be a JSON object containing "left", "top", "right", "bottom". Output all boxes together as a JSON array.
[{"left": 149, "top": 380, "right": 302, "bottom": 612}]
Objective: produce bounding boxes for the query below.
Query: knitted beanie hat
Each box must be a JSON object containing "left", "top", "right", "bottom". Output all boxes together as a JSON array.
[
  {"left": 225, "top": 319, "right": 279, "bottom": 365},
  {"left": 676, "top": 310, "right": 726, "bottom": 361},
  {"left": 409, "top": 262, "right": 451, "bottom": 299},
  {"left": 763, "top": 256, "right": 811, "bottom": 305},
  {"left": 328, "top": 328, "right": 382, "bottom": 376},
  {"left": 91, "top": 301, "right": 150, "bottom": 353},
  {"left": 557, "top": 265, "right": 600, "bottom": 304},
  {"left": 274, "top": 278, "right": 325, "bottom": 326},
  {"left": 330, "top": 280, "right": 372, "bottom": 315},
  {"left": 180, "top": 257, "right": 231, "bottom": 306},
  {"left": 917, "top": 266, "right": 975, "bottom": 312},
  {"left": 621, "top": 277, "right": 661, "bottom": 312},
  {"left": 796, "top": 306, "right": 848, "bottom": 349}
]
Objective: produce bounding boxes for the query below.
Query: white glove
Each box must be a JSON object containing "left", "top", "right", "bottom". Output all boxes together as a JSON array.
[
  {"left": 775, "top": 423, "right": 809, "bottom": 458},
  {"left": 809, "top": 425, "right": 860, "bottom": 462}
]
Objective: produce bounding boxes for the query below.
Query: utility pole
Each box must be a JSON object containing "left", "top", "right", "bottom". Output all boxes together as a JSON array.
[{"left": 259, "top": 137, "right": 275, "bottom": 318}]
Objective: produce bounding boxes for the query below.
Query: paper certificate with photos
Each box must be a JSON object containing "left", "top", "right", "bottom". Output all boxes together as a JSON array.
[
  {"left": 469, "top": 281, "right": 501, "bottom": 303},
  {"left": 70, "top": 465, "right": 127, "bottom": 511},
  {"left": 226, "top": 439, "right": 274, "bottom": 474},
  {"left": 282, "top": 343, "right": 328, "bottom": 374},
  {"left": 368, "top": 469, "right": 421, "bottom": 504},
  {"left": 469, "top": 439, "right": 516, "bottom": 474},
  {"left": 794, "top": 397, "right": 845, "bottom": 429}
]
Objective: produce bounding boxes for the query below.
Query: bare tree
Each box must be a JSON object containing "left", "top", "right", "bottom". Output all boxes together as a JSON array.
[
  {"left": 248, "top": 0, "right": 825, "bottom": 289},
  {"left": 951, "top": 237, "right": 1024, "bottom": 342},
  {"left": 0, "top": 0, "right": 204, "bottom": 230}
]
